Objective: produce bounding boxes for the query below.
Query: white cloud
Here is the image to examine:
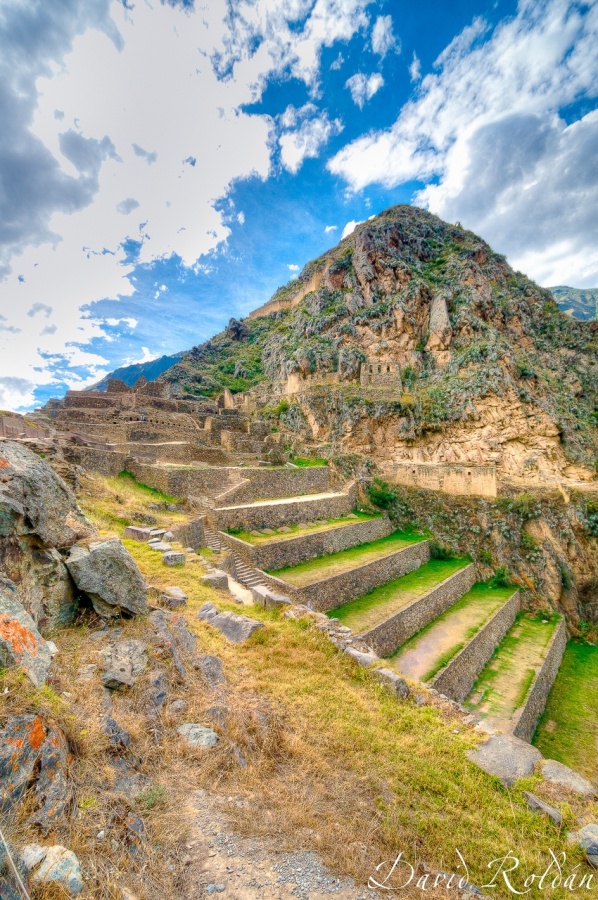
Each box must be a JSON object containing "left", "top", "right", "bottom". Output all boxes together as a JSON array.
[
  {"left": 371, "top": 15, "right": 399, "bottom": 58},
  {"left": 329, "top": 0, "right": 598, "bottom": 286},
  {"left": 324, "top": 224, "right": 338, "bottom": 233},
  {"left": 345, "top": 72, "right": 384, "bottom": 109},
  {"left": 279, "top": 108, "right": 343, "bottom": 173},
  {"left": 0, "top": 0, "right": 374, "bottom": 407},
  {"left": 341, "top": 219, "right": 362, "bottom": 239},
  {"left": 409, "top": 52, "right": 421, "bottom": 83},
  {"left": 288, "top": 263, "right": 300, "bottom": 271}
]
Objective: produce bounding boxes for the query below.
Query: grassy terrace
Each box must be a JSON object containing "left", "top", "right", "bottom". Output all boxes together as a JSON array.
[
  {"left": 534, "top": 641, "right": 598, "bottom": 781},
  {"left": 228, "top": 510, "right": 380, "bottom": 546},
  {"left": 391, "top": 582, "right": 515, "bottom": 683},
  {"left": 465, "top": 613, "right": 560, "bottom": 726},
  {"left": 329, "top": 557, "right": 469, "bottom": 633},
  {"left": 268, "top": 530, "right": 425, "bottom": 586}
]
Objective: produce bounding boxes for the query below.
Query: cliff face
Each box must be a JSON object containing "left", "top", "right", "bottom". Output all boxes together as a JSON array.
[{"left": 161, "top": 205, "right": 598, "bottom": 483}]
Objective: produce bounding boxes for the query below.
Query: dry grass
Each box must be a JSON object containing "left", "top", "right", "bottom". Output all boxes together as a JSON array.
[
  {"left": 77, "top": 472, "right": 189, "bottom": 537},
  {"left": 3, "top": 479, "right": 594, "bottom": 899}
]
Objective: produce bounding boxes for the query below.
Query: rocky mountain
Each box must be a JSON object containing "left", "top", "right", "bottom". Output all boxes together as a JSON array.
[
  {"left": 550, "top": 285, "right": 598, "bottom": 321},
  {"left": 87, "top": 352, "right": 184, "bottom": 392},
  {"left": 160, "top": 205, "right": 598, "bottom": 482}
]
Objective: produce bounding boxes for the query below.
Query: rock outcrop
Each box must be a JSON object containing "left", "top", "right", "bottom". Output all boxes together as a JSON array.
[
  {"left": 66, "top": 539, "right": 148, "bottom": 618},
  {"left": 0, "top": 576, "right": 51, "bottom": 688}
]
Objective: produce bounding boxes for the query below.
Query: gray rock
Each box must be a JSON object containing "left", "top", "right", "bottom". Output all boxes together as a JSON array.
[
  {"left": 205, "top": 705, "right": 229, "bottom": 728},
  {"left": 522, "top": 791, "right": 562, "bottom": 826},
  {"left": 0, "top": 715, "right": 46, "bottom": 812},
  {"left": 20, "top": 843, "right": 47, "bottom": 871},
  {"left": 467, "top": 734, "right": 543, "bottom": 786},
  {"left": 196, "top": 654, "right": 226, "bottom": 686},
  {"left": 161, "top": 586, "right": 187, "bottom": 608},
  {"left": 107, "top": 758, "right": 150, "bottom": 802},
  {"left": 587, "top": 843, "right": 598, "bottom": 869},
  {"left": 123, "top": 526, "right": 153, "bottom": 541},
  {"left": 29, "top": 725, "right": 71, "bottom": 833},
  {"left": 0, "top": 576, "right": 51, "bottom": 687},
  {"left": 149, "top": 608, "right": 197, "bottom": 681},
  {"left": 574, "top": 824, "right": 598, "bottom": 849},
  {"left": 177, "top": 724, "right": 219, "bottom": 748},
  {"left": 540, "top": 759, "right": 597, "bottom": 797},
  {"left": 30, "top": 845, "right": 83, "bottom": 896},
  {"left": 149, "top": 528, "right": 167, "bottom": 537},
  {"left": 168, "top": 699, "right": 188, "bottom": 715},
  {"left": 66, "top": 539, "right": 147, "bottom": 617},
  {"left": 0, "top": 441, "right": 92, "bottom": 549},
  {"left": 197, "top": 602, "right": 264, "bottom": 643},
  {"left": 163, "top": 551, "right": 185, "bottom": 566},
  {"left": 100, "top": 640, "right": 148, "bottom": 690},
  {"left": 373, "top": 667, "right": 410, "bottom": 699},
  {"left": 1, "top": 838, "right": 30, "bottom": 900},
  {"left": 344, "top": 646, "right": 379, "bottom": 667},
  {"left": 250, "top": 584, "right": 290, "bottom": 608},
  {"left": 103, "top": 716, "right": 132, "bottom": 751},
  {"left": 149, "top": 541, "right": 172, "bottom": 552},
  {"left": 147, "top": 669, "right": 169, "bottom": 708},
  {"left": 202, "top": 572, "right": 229, "bottom": 590}
]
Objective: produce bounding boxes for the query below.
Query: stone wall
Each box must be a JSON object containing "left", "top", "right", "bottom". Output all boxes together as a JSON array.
[
  {"left": 361, "top": 564, "right": 477, "bottom": 657},
  {"left": 221, "top": 466, "right": 332, "bottom": 505},
  {"left": 259, "top": 539, "right": 431, "bottom": 612},
  {"left": 393, "top": 462, "right": 497, "bottom": 499},
  {"left": 126, "top": 460, "right": 238, "bottom": 499},
  {"left": 0, "top": 415, "right": 48, "bottom": 439},
  {"left": 69, "top": 447, "right": 129, "bottom": 477},
  {"left": 215, "top": 485, "right": 356, "bottom": 531},
  {"left": 512, "top": 617, "right": 568, "bottom": 743},
  {"left": 219, "top": 516, "right": 393, "bottom": 570},
  {"left": 171, "top": 517, "right": 206, "bottom": 550},
  {"left": 430, "top": 591, "right": 521, "bottom": 702},
  {"left": 360, "top": 358, "right": 402, "bottom": 389}
]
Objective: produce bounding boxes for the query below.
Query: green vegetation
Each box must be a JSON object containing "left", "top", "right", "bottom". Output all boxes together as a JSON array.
[
  {"left": 228, "top": 511, "right": 379, "bottom": 545},
  {"left": 465, "top": 613, "right": 560, "bottom": 722},
  {"left": 367, "top": 477, "right": 398, "bottom": 509},
  {"left": 392, "top": 581, "right": 515, "bottom": 683},
  {"left": 289, "top": 456, "right": 328, "bottom": 467},
  {"left": 330, "top": 557, "right": 469, "bottom": 633},
  {"left": 117, "top": 469, "right": 181, "bottom": 504},
  {"left": 269, "top": 530, "right": 425, "bottom": 586},
  {"left": 534, "top": 640, "right": 598, "bottom": 780}
]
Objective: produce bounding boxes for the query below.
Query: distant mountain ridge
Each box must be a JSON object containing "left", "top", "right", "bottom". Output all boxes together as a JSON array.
[
  {"left": 550, "top": 285, "right": 598, "bottom": 320},
  {"left": 87, "top": 352, "right": 184, "bottom": 392}
]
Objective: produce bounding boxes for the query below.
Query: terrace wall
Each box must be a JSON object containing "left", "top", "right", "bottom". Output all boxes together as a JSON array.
[
  {"left": 430, "top": 591, "right": 521, "bottom": 702},
  {"left": 219, "top": 516, "right": 393, "bottom": 570},
  {"left": 393, "top": 462, "right": 497, "bottom": 499},
  {"left": 214, "top": 485, "right": 356, "bottom": 531},
  {"left": 258, "top": 539, "right": 431, "bottom": 612},
  {"left": 361, "top": 564, "right": 477, "bottom": 657},
  {"left": 220, "top": 466, "right": 332, "bottom": 505},
  {"left": 512, "top": 617, "right": 568, "bottom": 743}
]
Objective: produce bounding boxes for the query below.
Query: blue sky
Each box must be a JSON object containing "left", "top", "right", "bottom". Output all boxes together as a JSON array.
[{"left": 0, "top": 0, "right": 596, "bottom": 410}]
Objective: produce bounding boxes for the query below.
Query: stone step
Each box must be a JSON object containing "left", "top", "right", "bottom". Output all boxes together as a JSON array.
[
  {"left": 259, "top": 533, "right": 431, "bottom": 612},
  {"left": 464, "top": 613, "right": 567, "bottom": 742},
  {"left": 391, "top": 584, "right": 521, "bottom": 702},
  {"left": 214, "top": 490, "right": 354, "bottom": 532},
  {"left": 330, "top": 560, "right": 476, "bottom": 657}
]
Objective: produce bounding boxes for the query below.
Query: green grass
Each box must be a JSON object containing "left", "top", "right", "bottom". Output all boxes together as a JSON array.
[
  {"left": 117, "top": 469, "right": 181, "bottom": 504},
  {"left": 269, "top": 530, "right": 426, "bottom": 586},
  {"left": 229, "top": 511, "right": 380, "bottom": 546},
  {"left": 329, "top": 557, "right": 469, "bottom": 632},
  {"left": 465, "top": 613, "right": 560, "bottom": 722},
  {"left": 391, "top": 582, "right": 515, "bottom": 682},
  {"left": 290, "top": 457, "right": 328, "bottom": 467},
  {"left": 534, "top": 640, "right": 598, "bottom": 780}
]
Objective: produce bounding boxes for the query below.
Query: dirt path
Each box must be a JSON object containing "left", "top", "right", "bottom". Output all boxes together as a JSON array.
[
  {"left": 392, "top": 592, "right": 504, "bottom": 682},
  {"left": 180, "top": 791, "right": 381, "bottom": 900}
]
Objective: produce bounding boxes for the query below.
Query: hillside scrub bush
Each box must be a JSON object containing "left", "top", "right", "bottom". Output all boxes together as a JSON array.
[
  {"left": 429, "top": 540, "right": 456, "bottom": 560},
  {"left": 367, "top": 478, "right": 398, "bottom": 509}
]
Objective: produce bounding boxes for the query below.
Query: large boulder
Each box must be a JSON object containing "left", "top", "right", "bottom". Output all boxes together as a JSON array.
[
  {"left": 0, "top": 715, "right": 47, "bottom": 811},
  {"left": 0, "top": 577, "right": 51, "bottom": 687},
  {"left": 0, "top": 536, "right": 77, "bottom": 632},
  {"left": 0, "top": 441, "right": 92, "bottom": 549},
  {"left": 467, "top": 734, "right": 543, "bottom": 786},
  {"left": 66, "top": 539, "right": 148, "bottom": 617}
]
